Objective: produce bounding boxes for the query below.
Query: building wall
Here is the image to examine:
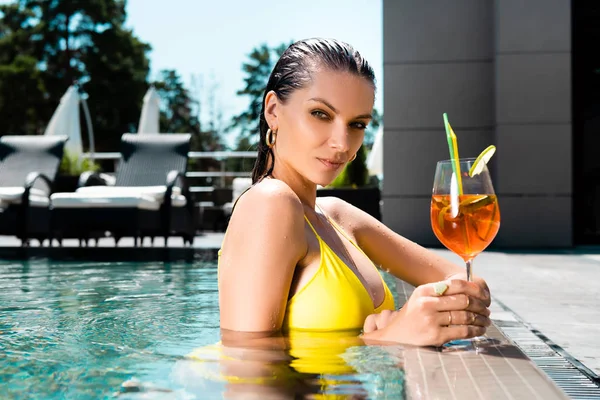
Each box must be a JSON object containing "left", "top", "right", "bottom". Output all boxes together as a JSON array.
[
  {"left": 382, "top": 0, "right": 572, "bottom": 248},
  {"left": 382, "top": 0, "right": 495, "bottom": 246}
]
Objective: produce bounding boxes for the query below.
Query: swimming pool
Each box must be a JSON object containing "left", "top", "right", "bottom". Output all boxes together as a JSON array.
[{"left": 0, "top": 260, "right": 405, "bottom": 399}]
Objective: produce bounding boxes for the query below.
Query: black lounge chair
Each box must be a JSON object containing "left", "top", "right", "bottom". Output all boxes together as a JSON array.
[
  {"left": 50, "top": 134, "right": 197, "bottom": 246},
  {"left": 0, "top": 135, "right": 68, "bottom": 244}
]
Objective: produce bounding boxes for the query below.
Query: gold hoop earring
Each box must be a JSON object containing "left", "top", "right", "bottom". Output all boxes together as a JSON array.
[
  {"left": 349, "top": 153, "right": 357, "bottom": 162},
  {"left": 265, "top": 128, "right": 277, "bottom": 148}
]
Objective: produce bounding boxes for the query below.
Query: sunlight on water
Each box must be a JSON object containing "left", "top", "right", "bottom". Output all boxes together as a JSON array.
[{"left": 0, "top": 261, "right": 405, "bottom": 399}]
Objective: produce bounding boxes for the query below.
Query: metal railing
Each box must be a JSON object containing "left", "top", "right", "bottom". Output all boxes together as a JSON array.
[{"left": 83, "top": 151, "right": 257, "bottom": 193}]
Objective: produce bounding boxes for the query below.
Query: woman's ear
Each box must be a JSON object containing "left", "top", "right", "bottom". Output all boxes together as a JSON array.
[{"left": 264, "top": 90, "right": 279, "bottom": 130}]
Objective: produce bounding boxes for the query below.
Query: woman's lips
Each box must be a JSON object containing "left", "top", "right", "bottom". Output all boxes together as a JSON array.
[{"left": 318, "top": 158, "right": 344, "bottom": 170}]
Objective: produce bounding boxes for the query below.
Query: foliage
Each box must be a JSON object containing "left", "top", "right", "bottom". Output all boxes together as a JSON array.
[
  {"left": 329, "top": 145, "right": 370, "bottom": 188},
  {"left": 229, "top": 42, "right": 290, "bottom": 140},
  {"left": 0, "top": 1, "right": 226, "bottom": 152},
  {"left": 0, "top": 0, "right": 150, "bottom": 151},
  {"left": 154, "top": 70, "right": 222, "bottom": 150},
  {"left": 0, "top": 55, "right": 47, "bottom": 134},
  {"left": 59, "top": 149, "right": 100, "bottom": 175},
  {"left": 155, "top": 70, "right": 198, "bottom": 134},
  {"left": 153, "top": 69, "right": 225, "bottom": 185},
  {"left": 0, "top": 3, "right": 48, "bottom": 134}
]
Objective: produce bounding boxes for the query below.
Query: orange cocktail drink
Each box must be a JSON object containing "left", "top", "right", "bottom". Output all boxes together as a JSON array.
[
  {"left": 431, "top": 158, "right": 500, "bottom": 281},
  {"left": 431, "top": 194, "right": 500, "bottom": 261}
]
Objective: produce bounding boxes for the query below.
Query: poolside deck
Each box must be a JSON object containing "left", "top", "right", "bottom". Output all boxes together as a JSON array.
[
  {"left": 397, "top": 280, "right": 600, "bottom": 399},
  {"left": 1, "top": 233, "right": 599, "bottom": 397}
]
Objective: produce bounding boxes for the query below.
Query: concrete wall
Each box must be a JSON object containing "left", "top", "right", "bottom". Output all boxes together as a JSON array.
[
  {"left": 382, "top": 0, "right": 495, "bottom": 246},
  {"left": 493, "top": 0, "right": 572, "bottom": 247},
  {"left": 382, "top": 0, "right": 572, "bottom": 248}
]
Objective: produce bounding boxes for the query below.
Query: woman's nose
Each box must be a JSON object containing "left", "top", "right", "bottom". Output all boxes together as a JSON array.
[{"left": 328, "top": 124, "right": 350, "bottom": 152}]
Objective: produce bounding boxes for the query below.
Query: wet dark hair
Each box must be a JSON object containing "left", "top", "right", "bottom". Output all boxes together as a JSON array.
[{"left": 252, "top": 38, "right": 376, "bottom": 183}]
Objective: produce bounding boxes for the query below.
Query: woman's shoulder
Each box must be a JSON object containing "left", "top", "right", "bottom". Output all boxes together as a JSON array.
[
  {"left": 236, "top": 178, "right": 304, "bottom": 215},
  {"left": 223, "top": 178, "right": 307, "bottom": 261},
  {"left": 228, "top": 179, "right": 306, "bottom": 235},
  {"left": 316, "top": 195, "right": 357, "bottom": 221}
]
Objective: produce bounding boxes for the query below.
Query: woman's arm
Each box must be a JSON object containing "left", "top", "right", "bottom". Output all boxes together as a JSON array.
[
  {"left": 361, "top": 280, "right": 490, "bottom": 346},
  {"left": 218, "top": 180, "right": 307, "bottom": 333},
  {"left": 322, "top": 197, "right": 480, "bottom": 287}
]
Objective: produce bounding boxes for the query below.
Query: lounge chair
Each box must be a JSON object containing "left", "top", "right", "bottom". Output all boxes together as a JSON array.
[
  {"left": 50, "top": 133, "right": 197, "bottom": 246},
  {"left": 0, "top": 135, "right": 68, "bottom": 244}
]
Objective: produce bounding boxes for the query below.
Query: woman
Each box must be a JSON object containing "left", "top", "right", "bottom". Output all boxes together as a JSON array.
[{"left": 218, "top": 38, "right": 491, "bottom": 349}]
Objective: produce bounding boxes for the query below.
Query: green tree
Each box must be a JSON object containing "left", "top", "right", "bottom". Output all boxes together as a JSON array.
[
  {"left": 154, "top": 70, "right": 198, "bottom": 135},
  {"left": 226, "top": 42, "right": 288, "bottom": 176},
  {"left": 0, "top": 55, "right": 47, "bottom": 135},
  {"left": 0, "top": 0, "right": 151, "bottom": 151},
  {"left": 154, "top": 69, "right": 223, "bottom": 150},
  {"left": 0, "top": 3, "right": 47, "bottom": 134},
  {"left": 229, "top": 42, "right": 289, "bottom": 141},
  {"left": 154, "top": 69, "right": 225, "bottom": 186}
]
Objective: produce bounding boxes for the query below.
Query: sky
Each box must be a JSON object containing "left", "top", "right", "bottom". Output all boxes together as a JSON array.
[{"left": 125, "top": 0, "right": 383, "bottom": 139}]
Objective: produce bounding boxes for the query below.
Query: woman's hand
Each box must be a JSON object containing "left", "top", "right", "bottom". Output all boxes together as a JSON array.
[
  {"left": 361, "top": 280, "right": 491, "bottom": 347},
  {"left": 363, "top": 309, "right": 401, "bottom": 334},
  {"left": 445, "top": 273, "right": 491, "bottom": 306}
]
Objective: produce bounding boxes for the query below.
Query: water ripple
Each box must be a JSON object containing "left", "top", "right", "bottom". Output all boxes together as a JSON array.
[
  {"left": 0, "top": 261, "right": 220, "bottom": 399},
  {"left": 0, "top": 260, "right": 406, "bottom": 399}
]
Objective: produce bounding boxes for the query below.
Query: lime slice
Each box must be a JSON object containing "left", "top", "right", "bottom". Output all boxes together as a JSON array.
[
  {"left": 460, "top": 195, "right": 493, "bottom": 212},
  {"left": 469, "top": 145, "right": 496, "bottom": 177}
]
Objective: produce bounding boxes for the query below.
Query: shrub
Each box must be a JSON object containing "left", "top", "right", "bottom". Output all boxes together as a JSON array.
[{"left": 59, "top": 149, "right": 101, "bottom": 175}]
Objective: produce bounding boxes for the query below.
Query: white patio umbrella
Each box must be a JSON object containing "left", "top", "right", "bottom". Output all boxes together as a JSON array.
[
  {"left": 367, "top": 126, "right": 383, "bottom": 176},
  {"left": 44, "top": 85, "right": 95, "bottom": 164},
  {"left": 44, "top": 85, "right": 82, "bottom": 156},
  {"left": 137, "top": 86, "right": 161, "bottom": 134}
]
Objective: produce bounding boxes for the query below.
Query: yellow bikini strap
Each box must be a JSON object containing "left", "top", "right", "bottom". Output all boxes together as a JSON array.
[
  {"left": 315, "top": 204, "right": 361, "bottom": 252},
  {"left": 303, "top": 215, "right": 320, "bottom": 239}
]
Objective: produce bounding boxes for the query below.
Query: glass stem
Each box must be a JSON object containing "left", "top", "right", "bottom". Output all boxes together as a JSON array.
[{"left": 466, "top": 259, "right": 473, "bottom": 282}]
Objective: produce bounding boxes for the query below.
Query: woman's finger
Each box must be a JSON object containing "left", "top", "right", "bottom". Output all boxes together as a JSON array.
[
  {"left": 422, "top": 279, "right": 487, "bottom": 302},
  {"left": 438, "top": 310, "right": 491, "bottom": 327},
  {"left": 363, "top": 310, "right": 398, "bottom": 334},
  {"left": 434, "top": 294, "right": 490, "bottom": 317},
  {"left": 363, "top": 314, "right": 378, "bottom": 333},
  {"left": 375, "top": 309, "right": 395, "bottom": 330},
  {"left": 472, "top": 277, "right": 491, "bottom": 306},
  {"left": 444, "top": 279, "right": 489, "bottom": 302}
]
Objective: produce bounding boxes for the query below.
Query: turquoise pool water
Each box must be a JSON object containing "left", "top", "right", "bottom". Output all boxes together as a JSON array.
[{"left": 0, "top": 261, "right": 405, "bottom": 399}]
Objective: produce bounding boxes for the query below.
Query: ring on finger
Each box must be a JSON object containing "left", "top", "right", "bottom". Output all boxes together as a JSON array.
[
  {"left": 469, "top": 312, "right": 476, "bottom": 325},
  {"left": 448, "top": 311, "right": 453, "bottom": 325},
  {"left": 433, "top": 282, "right": 449, "bottom": 296},
  {"left": 465, "top": 295, "right": 470, "bottom": 309}
]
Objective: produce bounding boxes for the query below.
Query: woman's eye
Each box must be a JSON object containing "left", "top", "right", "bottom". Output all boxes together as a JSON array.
[
  {"left": 311, "top": 110, "right": 329, "bottom": 120},
  {"left": 351, "top": 122, "right": 368, "bottom": 130}
]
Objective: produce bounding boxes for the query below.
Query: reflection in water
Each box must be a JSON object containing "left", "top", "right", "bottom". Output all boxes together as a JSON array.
[
  {"left": 173, "top": 331, "right": 405, "bottom": 399},
  {"left": 0, "top": 260, "right": 406, "bottom": 399}
]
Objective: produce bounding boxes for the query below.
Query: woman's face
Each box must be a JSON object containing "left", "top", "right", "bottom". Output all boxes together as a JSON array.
[{"left": 266, "top": 68, "right": 375, "bottom": 187}]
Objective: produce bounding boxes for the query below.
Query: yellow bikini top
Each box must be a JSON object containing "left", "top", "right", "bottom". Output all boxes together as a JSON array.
[
  {"left": 282, "top": 214, "right": 395, "bottom": 332},
  {"left": 218, "top": 209, "right": 395, "bottom": 332},
  {"left": 210, "top": 209, "right": 396, "bottom": 380}
]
